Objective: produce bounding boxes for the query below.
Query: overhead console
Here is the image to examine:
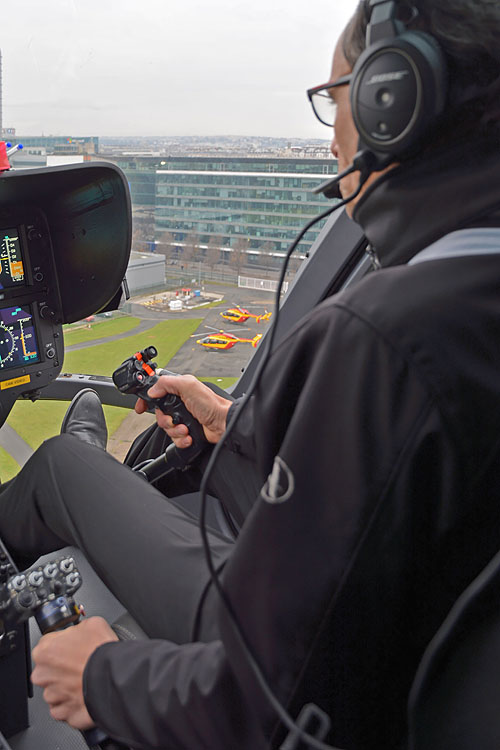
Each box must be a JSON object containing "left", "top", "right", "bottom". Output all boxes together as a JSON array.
[{"left": 0, "top": 162, "right": 131, "bottom": 424}]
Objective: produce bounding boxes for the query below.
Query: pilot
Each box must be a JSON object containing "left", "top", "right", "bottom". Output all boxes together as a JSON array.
[{"left": 1, "top": 1, "right": 500, "bottom": 748}]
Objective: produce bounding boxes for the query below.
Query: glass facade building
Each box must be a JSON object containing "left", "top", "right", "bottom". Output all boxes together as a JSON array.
[
  {"left": 107, "top": 156, "right": 159, "bottom": 211},
  {"left": 95, "top": 155, "right": 338, "bottom": 263}
]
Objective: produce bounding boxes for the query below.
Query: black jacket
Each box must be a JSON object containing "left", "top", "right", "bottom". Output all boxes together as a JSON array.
[{"left": 84, "top": 140, "right": 500, "bottom": 749}]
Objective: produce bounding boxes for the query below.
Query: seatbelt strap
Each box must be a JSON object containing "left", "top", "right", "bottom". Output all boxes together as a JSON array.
[{"left": 409, "top": 228, "right": 500, "bottom": 265}]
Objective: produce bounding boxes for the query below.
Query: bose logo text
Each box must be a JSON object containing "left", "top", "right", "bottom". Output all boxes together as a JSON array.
[{"left": 366, "top": 71, "right": 410, "bottom": 85}]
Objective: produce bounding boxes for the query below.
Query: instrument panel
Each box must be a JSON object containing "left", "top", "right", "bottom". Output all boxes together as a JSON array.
[
  {"left": 0, "top": 305, "right": 40, "bottom": 371},
  {"left": 0, "top": 229, "right": 25, "bottom": 289},
  {"left": 0, "top": 206, "right": 64, "bottom": 407}
]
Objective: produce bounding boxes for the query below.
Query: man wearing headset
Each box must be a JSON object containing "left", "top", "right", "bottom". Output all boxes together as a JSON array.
[{"left": 1, "top": 0, "right": 500, "bottom": 748}]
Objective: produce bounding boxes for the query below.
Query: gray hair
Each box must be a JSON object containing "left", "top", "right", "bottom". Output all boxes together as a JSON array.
[{"left": 342, "top": 0, "right": 500, "bottom": 127}]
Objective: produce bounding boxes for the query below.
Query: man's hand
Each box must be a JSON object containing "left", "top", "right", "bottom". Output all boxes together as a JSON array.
[
  {"left": 31, "top": 616, "right": 118, "bottom": 729},
  {"left": 135, "top": 374, "right": 232, "bottom": 447}
]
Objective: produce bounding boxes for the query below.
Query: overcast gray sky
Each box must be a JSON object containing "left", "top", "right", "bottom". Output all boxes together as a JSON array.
[{"left": 2, "top": 0, "right": 356, "bottom": 138}]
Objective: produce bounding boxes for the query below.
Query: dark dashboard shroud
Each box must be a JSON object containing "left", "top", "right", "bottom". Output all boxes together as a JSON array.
[
  {"left": 0, "top": 162, "right": 131, "bottom": 323},
  {"left": 0, "top": 163, "right": 131, "bottom": 423}
]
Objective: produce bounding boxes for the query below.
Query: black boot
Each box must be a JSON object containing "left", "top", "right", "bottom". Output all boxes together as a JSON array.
[{"left": 60, "top": 388, "right": 108, "bottom": 451}]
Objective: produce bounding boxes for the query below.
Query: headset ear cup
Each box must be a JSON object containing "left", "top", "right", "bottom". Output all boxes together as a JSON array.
[{"left": 350, "top": 31, "right": 447, "bottom": 156}]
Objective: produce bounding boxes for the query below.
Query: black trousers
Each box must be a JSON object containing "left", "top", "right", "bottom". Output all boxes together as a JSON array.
[{"left": 0, "top": 435, "right": 234, "bottom": 644}]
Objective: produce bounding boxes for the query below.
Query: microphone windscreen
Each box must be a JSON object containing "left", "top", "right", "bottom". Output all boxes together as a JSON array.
[
  {"left": 322, "top": 181, "right": 343, "bottom": 200},
  {"left": 312, "top": 175, "right": 342, "bottom": 200}
]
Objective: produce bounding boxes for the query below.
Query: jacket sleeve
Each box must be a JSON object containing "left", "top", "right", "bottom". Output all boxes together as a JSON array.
[{"left": 83, "top": 638, "right": 271, "bottom": 750}]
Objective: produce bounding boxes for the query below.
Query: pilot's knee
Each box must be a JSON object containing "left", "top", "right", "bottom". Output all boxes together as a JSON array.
[{"left": 34, "top": 434, "right": 82, "bottom": 467}]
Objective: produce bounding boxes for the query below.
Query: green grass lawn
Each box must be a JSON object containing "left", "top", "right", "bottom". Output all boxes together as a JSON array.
[
  {"left": 62, "top": 318, "right": 203, "bottom": 377},
  {"left": 63, "top": 316, "right": 142, "bottom": 347},
  {"left": 9, "top": 401, "right": 128, "bottom": 450}
]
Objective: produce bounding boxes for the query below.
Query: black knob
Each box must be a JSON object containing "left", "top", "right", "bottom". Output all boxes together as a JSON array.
[
  {"left": 18, "top": 590, "right": 35, "bottom": 609},
  {"left": 39, "top": 304, "right": 54, "bottom": 320}
]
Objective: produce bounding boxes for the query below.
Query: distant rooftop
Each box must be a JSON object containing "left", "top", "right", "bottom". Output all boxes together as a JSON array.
[{"left": 98, "top": 134, "right": 332, "bottom": 160}]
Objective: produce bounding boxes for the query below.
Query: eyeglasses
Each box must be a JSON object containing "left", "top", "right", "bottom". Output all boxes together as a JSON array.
[{"left": 307, "top": 74, "right": 352, "bottom": 127}]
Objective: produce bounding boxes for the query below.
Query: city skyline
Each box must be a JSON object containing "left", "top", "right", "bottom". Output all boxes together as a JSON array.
[{"left": 2, "top": 0, "right": 356, "bottom": 138}]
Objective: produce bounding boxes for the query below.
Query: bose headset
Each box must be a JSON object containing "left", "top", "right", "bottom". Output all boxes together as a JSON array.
[
  {"left": 351, "top": 0, "right": 448, "bottom": 159},
  {"left": 201, "top": 3, "right": 452, "bottom": 748},
  {"left": 316, "top": 0, "right": 450, "bottom": 199}
]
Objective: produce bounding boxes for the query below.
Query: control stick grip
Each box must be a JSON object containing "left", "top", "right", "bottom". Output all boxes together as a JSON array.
[
  {"left": 112, "top": 347, "right": 209, "bottom": 469},
  {"left": 152, "top": 391, "right": 208, "bottom": 464}
]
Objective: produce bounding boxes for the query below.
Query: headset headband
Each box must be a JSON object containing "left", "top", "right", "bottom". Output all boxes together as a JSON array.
[{"left": 366, "top": 0, "right": 405, "bottom": 45}]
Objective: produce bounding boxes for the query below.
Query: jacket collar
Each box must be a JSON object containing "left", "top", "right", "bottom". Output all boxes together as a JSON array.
[{"left": 352, "top": 137, "right": 500, "bottom": 268}]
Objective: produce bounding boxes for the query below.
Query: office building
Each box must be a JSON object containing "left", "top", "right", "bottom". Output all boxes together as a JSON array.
[{"left": 97, "top": 155, "right": 337, "bottom": 266}]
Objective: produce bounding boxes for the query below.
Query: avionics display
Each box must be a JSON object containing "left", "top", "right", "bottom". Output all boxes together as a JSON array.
[
  {"left": 0, "top": 228, "right": 25, "bottom": 289},
  {"left": 0, "top": 305, "right": 40, "bottom": 370}
]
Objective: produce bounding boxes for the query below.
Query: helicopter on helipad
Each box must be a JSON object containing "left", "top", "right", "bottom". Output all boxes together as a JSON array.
[
  {"left": 196, "top": 331, "right": 262, "bottom": 350},
  {"left": 219, "top": 306, "right": 272, "bottom": 324}
]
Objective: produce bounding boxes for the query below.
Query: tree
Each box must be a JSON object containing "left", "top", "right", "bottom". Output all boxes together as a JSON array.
[
  {"left": 230, "top": 236, "right": 248, "bottom": 276},
  {"left": 156, "top": 231, "right": 177, "bottom": 260},
  {"left": 182, "top": 232, "right": 200, "bottom": 265},
  {"left": 131, "top": 208, "right": 155, "bottom": 252},
  {"left": 132, "top": 221, "right": 155, "bottom": 253},
  {"left": 205, "top": 235, "right": 222, "bottom": 273},
  {"left": 259, "top": 241, "right": 275, "bottom": 273}
]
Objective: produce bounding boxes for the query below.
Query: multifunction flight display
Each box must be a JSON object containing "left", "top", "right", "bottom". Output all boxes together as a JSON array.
[
  {"left": 0, "top": 306, "right": 40, "bottom": 370},
  {"left": 0, "top": 229, "right": 25, "bottom": 289}
]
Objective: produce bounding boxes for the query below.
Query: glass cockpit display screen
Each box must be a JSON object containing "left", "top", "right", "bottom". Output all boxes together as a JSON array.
[
  {"left": 0, "top": 228, "right": 25, "bottom": 289},
  {"left": 0, "top": 305, "right": 40, "bottom": 370}
]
